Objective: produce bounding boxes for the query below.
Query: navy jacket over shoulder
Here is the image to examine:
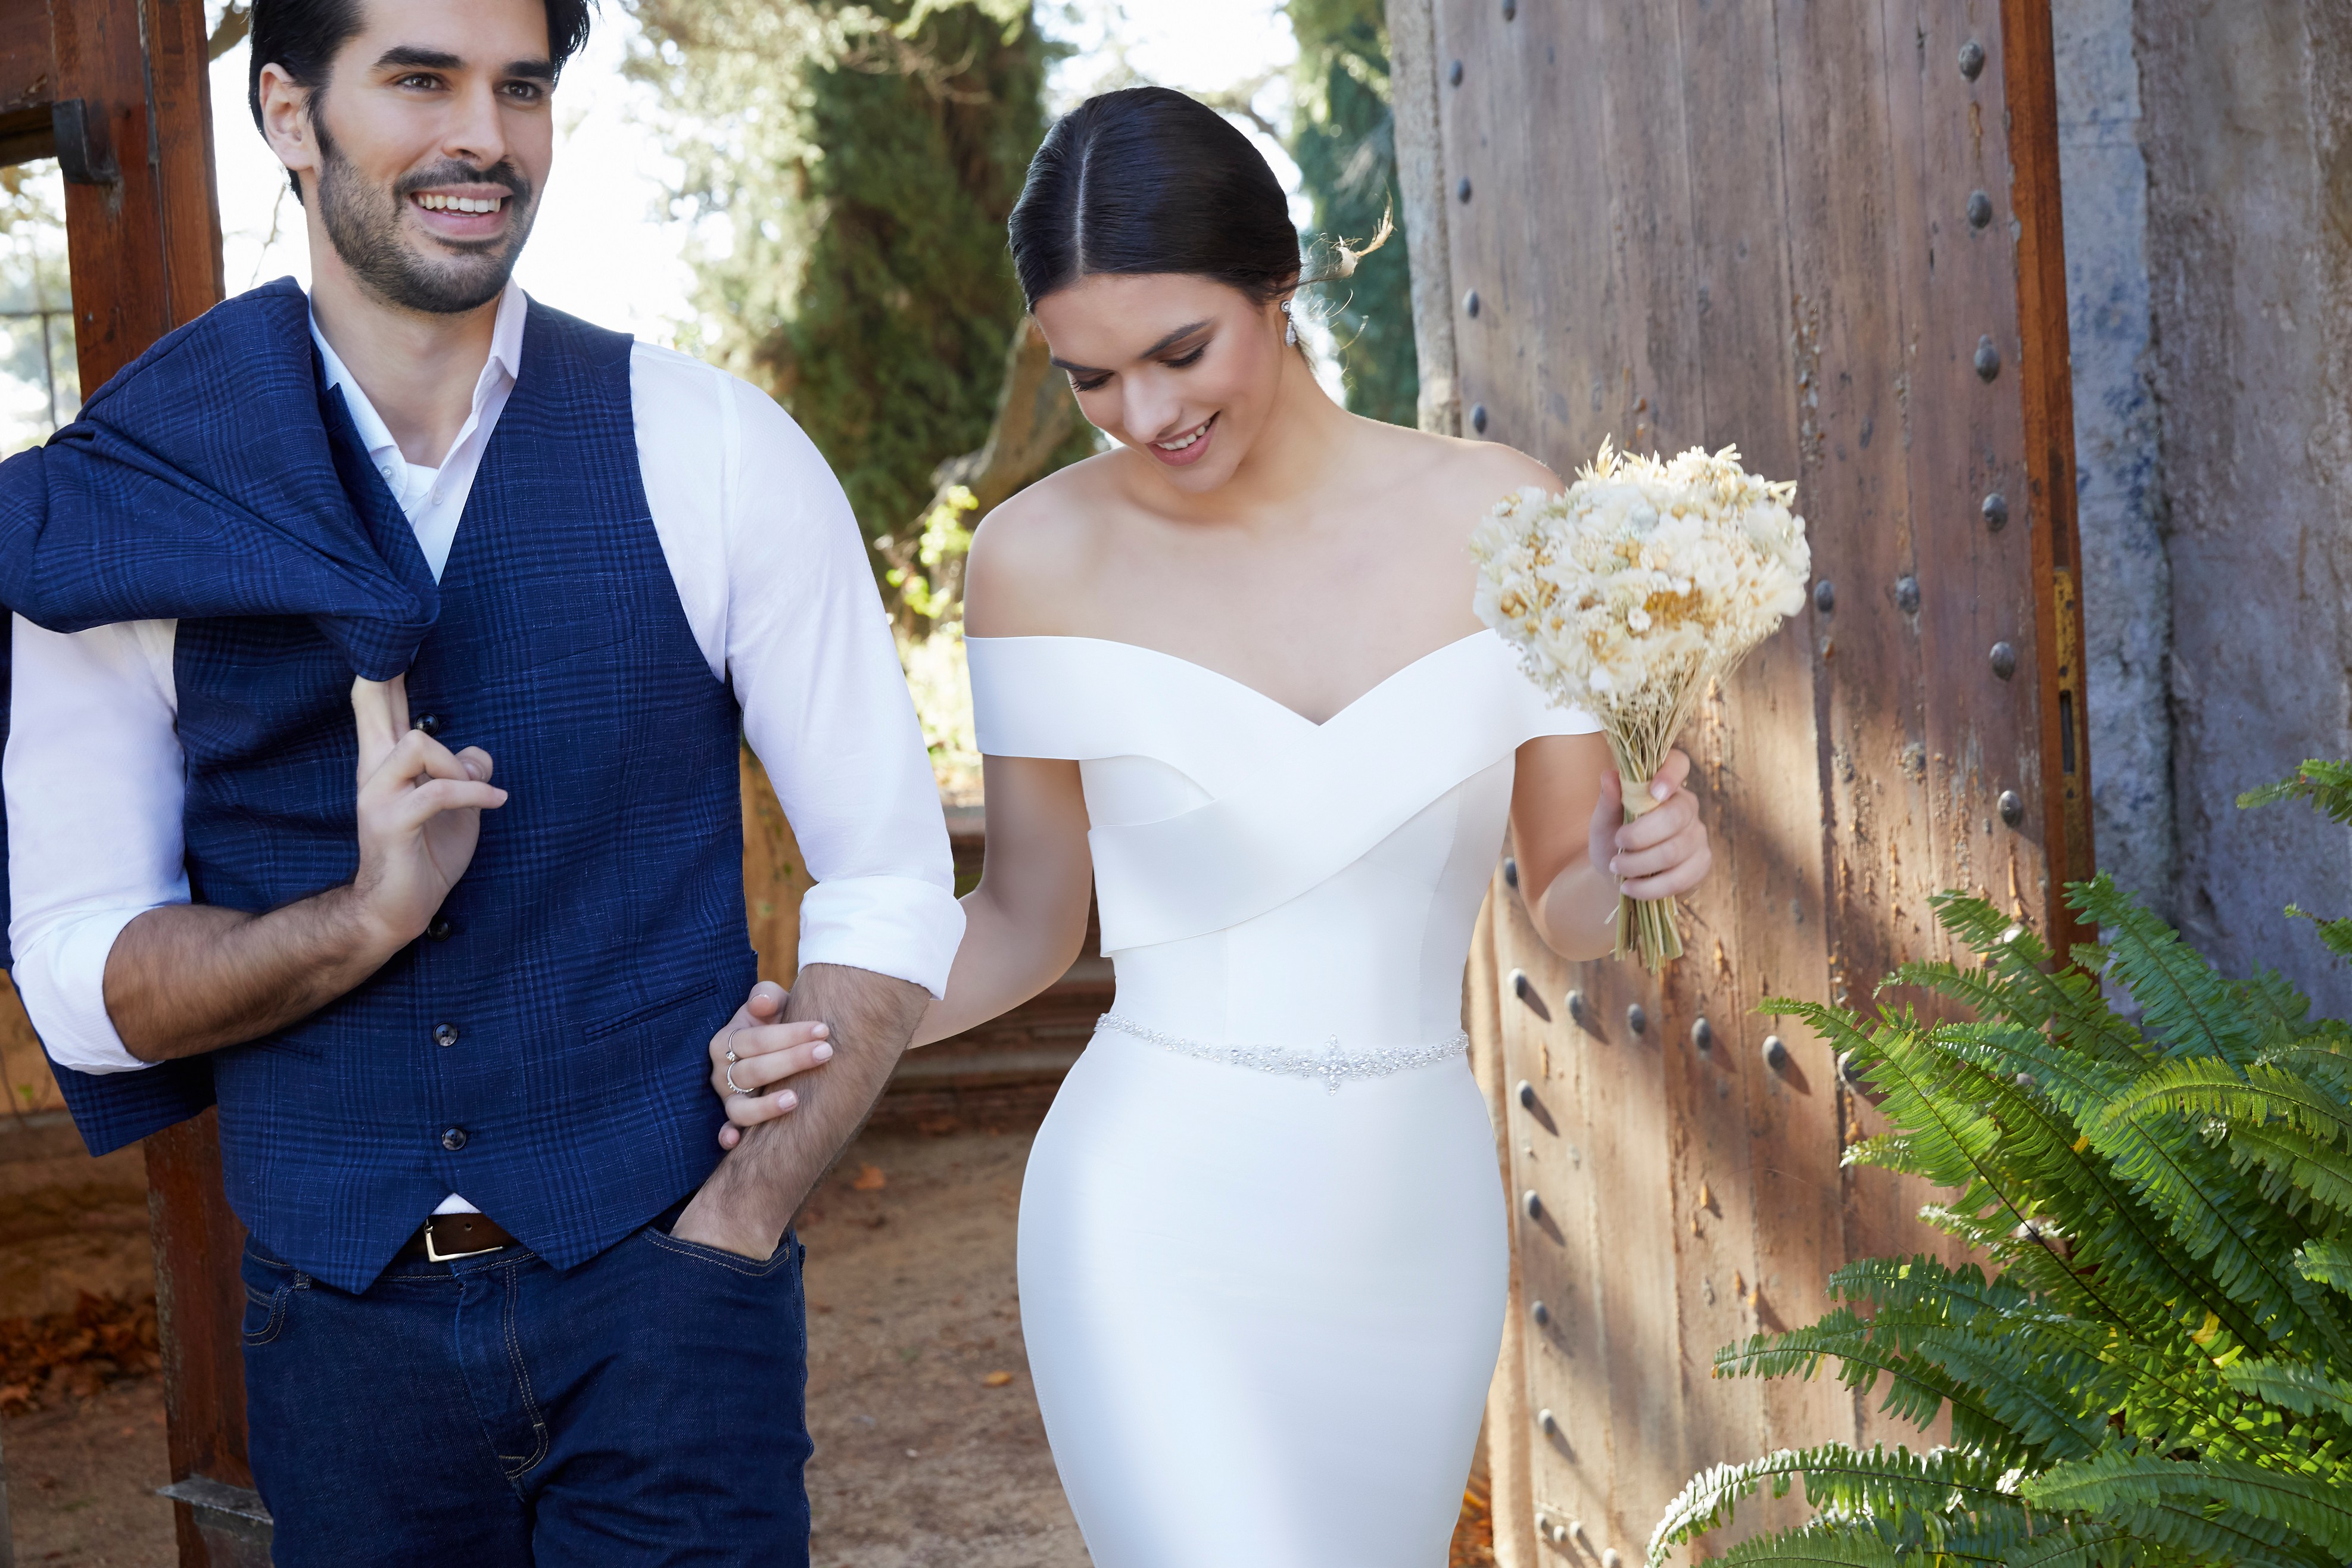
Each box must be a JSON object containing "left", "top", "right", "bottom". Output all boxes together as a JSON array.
[{"left": 3, "top": 280, "right": 758, "bottom": 1292}]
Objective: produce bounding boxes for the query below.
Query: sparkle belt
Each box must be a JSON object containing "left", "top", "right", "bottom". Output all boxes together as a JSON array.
[{"left": 1093, "top": 1012, "right": 1470, "bottom": 1093}]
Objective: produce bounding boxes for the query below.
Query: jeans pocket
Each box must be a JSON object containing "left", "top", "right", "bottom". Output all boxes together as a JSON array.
[
  {"left": 238, "top": 1243, "right": 304, "bottom": 1345},
  {"left": 241, "top": 1281, "right": 292, "bottom": 1345},
  {"left": 643, "top": 1224, "right": 799, "bottom": 1281}
]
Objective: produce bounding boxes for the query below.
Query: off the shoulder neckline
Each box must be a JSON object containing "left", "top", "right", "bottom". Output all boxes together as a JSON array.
[{"left": 964, "top": 629, "right": 1497, "bottom": 730}]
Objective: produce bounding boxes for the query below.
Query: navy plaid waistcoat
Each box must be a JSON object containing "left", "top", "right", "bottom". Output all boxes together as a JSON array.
[
  {"left": 183, "top": 301, "right": 753, "bottom": 1292},
  {"left": 4, "top": 281, "right": 756, "bottom": 1291}
]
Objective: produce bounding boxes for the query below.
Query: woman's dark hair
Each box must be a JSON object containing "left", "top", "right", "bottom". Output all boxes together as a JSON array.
[
  {"left": 246, "top": 0, "right": 595, "bottom": 199},
  {"left": 1009, "top": 85, "right": 1382, "bottom": 312}
]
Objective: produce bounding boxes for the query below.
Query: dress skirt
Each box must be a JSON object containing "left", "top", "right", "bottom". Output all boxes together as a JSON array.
[{"left": 1017, "top": 1025, "right": 1510, "bottom": 1567}]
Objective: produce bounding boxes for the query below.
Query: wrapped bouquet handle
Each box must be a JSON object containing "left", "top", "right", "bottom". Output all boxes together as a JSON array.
[{"left": 1472, "top": 440, "right": 1811, "bottom": 971}]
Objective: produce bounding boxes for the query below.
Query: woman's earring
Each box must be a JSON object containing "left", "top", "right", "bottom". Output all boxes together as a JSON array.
[{"left": 1282, "top": 301, "right": 1298, "bottom": 347}]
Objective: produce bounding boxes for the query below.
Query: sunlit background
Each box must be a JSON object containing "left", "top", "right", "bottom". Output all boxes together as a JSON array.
[{"left": 0, "top": 0, "right": 1410, "bottom": 799}]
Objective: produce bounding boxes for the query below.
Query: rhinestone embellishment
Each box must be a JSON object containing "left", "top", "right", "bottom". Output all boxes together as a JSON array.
[{"left": 1095, "top": 1012, "right": 1469, "bottom": 1093}]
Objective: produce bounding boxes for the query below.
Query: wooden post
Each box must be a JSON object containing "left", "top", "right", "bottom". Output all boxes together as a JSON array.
[{"left": 41, "top": 1, "right": 244, "bottom": 1560}]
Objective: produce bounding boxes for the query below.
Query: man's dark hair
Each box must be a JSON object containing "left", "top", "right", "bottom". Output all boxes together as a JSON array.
[{"left": 246, "top": 0, "right": 594, "bottom": 199}]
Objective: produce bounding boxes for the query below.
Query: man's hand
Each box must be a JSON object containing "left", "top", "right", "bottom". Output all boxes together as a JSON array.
[
  {"left": 671, "top": 964, "right": 929, "bottom": 1261},
  {"left": 102, "top": 674, "right": 508, "bottom": 1061},
  {"left": 348, "top": 675, "right": 507, "bottom": 946}
]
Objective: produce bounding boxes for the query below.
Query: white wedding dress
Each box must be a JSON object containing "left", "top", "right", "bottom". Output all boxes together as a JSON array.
[{"left": 966, "top": 628, "right": 1597, "bottom": 1567}]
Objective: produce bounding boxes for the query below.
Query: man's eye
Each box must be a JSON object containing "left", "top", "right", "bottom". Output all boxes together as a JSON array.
[
  {"left": 503, "top": 82, "right": 543, "bottom": 101},
  {"left": 395, "top": 74, "right": 441, "bottom": 90}
]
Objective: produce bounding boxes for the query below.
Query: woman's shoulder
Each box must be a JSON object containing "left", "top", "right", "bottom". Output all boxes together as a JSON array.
[
  {"left": 1352, "top": 416, "right": 1562, "bottom": 505},
  {"left": 964, "top": 453, "right": 1125, "bottom": 638}
]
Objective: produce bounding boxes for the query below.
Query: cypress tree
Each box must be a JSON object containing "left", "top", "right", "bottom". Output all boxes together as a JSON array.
[
  {"left": 1288, "top": 0, "right": 1418, "bottom": 426},
  {"left": 629, "top": 0, "right": 1059, "bottom": 571}
]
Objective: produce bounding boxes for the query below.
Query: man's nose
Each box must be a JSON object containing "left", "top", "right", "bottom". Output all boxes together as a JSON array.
[{"left": 440, "top": 82, "right": 510, "bottom": 173}]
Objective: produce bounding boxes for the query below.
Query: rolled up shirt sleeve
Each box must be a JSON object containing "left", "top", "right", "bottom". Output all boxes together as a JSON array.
[
  {"left": 641, "top": 358, "right": 962, "bottom": 996},
  {"left": 6, "top": 615, "right": 187, "bottom": 1074}
]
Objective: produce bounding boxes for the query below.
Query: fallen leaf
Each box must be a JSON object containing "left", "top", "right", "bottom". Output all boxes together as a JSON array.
[
  {"left": 851, "top": 1164, "right": 887, "bottom": 1192},
  {"left": 982, "top": 1370, "right": 1013, "bottom": 1387}
]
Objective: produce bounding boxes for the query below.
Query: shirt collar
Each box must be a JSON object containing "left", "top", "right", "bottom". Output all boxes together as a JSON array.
[{"left": 308, "top": 283, "right": 529, "bottom": 466}]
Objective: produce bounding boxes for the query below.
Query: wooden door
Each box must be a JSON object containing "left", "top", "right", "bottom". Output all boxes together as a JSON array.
[
  {"left": 2, "top": 4, "right": 245, "bottom": 1563},
  {"left": 1413, "top": 0, "right": 2093, "bottom": 1560}
]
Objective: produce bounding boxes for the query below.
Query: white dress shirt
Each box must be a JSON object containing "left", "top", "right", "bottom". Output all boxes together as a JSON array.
[{"left": 7, "top": 286, "right": 962, "bottom": 1123}]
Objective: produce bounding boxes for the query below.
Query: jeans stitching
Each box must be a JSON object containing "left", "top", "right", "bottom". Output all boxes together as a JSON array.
[
  {"left": 241, "top": 1283, "right": 289, "bottom": 1345},
  {"left": 644, "top": 1226, "right": 796, "bottom": 1279},
  {"left": 497, "top": 1264, "right": 550, "bottom": 1480}
]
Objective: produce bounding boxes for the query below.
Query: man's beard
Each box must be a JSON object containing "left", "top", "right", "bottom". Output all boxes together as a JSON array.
[{"left": 313, "top": 118, "right": 535, "bottom": 315}]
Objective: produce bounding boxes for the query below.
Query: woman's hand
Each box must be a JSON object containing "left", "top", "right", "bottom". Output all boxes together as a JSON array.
[
  {"left": 1590, "top": 747, "right": 1712, "bottom": 901},
  {"left": 706, "top": 980, "right": 833, "bottom": 1149}
]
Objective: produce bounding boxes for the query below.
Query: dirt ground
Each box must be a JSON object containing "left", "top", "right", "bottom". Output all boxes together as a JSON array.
[
  {"left": 3, "top": 1116, "right": 1491, "bottom": 1566},
  {"left": 0, "top": 1118, "right": 1083, "bottom": 1567}
]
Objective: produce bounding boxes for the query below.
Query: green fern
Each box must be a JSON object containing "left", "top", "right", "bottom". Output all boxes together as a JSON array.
[{"left": 1652, "top": 765, "right": 2352, "bottom": 1568}]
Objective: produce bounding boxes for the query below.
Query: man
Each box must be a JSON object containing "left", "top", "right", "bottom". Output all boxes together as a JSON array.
[{"left": 3, "top": 0, "right": 960, "bottom": 1559}]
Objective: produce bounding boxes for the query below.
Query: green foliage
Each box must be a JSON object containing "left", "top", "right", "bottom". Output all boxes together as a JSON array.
[
  {"left": 1650, "top": 772, "right": 2352, "bottom": 1567},
  {"left": 2243, "top": 764, "right": 2352, "bottom": 962},
  {"left": 628, "top": 0, "right": 1076, "bottom": 584},
  {"left": 1287, "top": 0, "right": 1417, "bottom": 426}
]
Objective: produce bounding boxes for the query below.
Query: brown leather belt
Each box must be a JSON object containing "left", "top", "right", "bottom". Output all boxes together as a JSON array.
[{"left": 398, "top": 1212, "right": 521, "bottom": 1262}]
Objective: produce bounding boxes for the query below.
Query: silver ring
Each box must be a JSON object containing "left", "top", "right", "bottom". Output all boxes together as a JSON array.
[
  {"left": 725, "top": 1060, "right": 752, "bottom": 1096},
  {"left": 725, "top": 1047, "right": 739, "bottom": 1065}
]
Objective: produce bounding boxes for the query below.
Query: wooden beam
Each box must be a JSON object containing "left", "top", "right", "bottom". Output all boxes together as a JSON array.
[{"left": 0, "top": 4, "right": 54, "bottom": 120}]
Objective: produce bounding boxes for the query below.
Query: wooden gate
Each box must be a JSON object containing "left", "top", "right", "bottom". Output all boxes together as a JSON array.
[{"left": 1387, "top": 0, "right": 2094, "bottom": 1561}]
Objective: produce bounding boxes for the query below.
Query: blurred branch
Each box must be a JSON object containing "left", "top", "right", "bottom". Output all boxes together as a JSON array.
[
  {"left": 1195, "top": 74, "right": 1282, "bottom": 141},
  {"left": 207, "top": 2, "right": 251, "bottom": 62},
  {"left": 884, "top": 317, "right": 1081, "bottom": 632}
]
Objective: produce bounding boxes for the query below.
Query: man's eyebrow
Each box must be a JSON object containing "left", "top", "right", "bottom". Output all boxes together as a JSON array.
[
  {"left": 372, "top": 46, "right": 556, "bottom": 82},
  {"left": 1049, "top": 319, "right": 1213, "bottom": 375},
  {"left": 374, "top": 46, "right": 463, "bottom": 71}
]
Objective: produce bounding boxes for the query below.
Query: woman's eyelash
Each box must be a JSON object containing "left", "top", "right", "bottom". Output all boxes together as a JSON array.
[
  {"left": 1070, "top": 345, "right": 1201, "bottom": 393},
  {"left": 1166, "top": 347, "right": 1206, "bottom": 368},
  {"left": 1072, "top": 375, "right": 1110, "bottom": 393}
]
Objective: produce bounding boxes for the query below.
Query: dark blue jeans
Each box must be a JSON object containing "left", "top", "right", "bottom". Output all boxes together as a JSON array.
[{"left": 240, "top": 1214, "right": 811, "bottom": 1566}]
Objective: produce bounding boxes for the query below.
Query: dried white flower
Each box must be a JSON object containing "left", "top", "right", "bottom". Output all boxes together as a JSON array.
[{"left": 1471, "top": 439, "right": 1811, "bottom": 968}]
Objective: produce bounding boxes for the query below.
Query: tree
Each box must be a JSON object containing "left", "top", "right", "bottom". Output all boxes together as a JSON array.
[
  {"left": 1287, "top": 0, "right": 1416, "bottom": 426},
  {"left": 627, "top": 0, "right": 1080, "bottom": 593}
]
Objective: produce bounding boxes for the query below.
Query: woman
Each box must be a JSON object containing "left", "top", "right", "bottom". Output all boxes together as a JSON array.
[{"left": 718, "top": 86, "right": 1713, "bottom": 1566}]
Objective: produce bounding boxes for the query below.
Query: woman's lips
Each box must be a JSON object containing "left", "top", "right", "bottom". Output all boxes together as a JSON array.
[{"left": 1147, "top": 413, "right": 1216, "bottom": 467}]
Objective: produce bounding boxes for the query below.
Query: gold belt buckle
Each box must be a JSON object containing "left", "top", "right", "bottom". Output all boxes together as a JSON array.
[{"left": 423, "top": 1218, "right": 503, "bottom": 1262}]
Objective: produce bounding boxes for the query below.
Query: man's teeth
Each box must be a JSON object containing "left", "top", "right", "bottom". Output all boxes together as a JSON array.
[
  {"left": 1156, "top": 420, "right": 1210, "bottom": 451},
  {"left": 416, "top": 194, "right": 504, "bottom": 213}
]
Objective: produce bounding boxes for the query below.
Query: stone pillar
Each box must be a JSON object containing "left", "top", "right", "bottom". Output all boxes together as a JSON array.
[
  {"left": 2054, "top": 0, "right": 2174, "bottom": 911},
  {"left": 2137, "top": 0, "right": 2352, "bottom": 1013}
]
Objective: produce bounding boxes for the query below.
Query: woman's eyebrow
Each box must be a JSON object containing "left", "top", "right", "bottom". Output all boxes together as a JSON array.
[{"left": 1049, "top": 319, "right": 1213, "bottom": 375}]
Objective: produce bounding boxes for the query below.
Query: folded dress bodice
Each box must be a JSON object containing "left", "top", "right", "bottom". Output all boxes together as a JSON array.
[{"left": 966, "top": 628, "right": 1599, "bottom": 1064}]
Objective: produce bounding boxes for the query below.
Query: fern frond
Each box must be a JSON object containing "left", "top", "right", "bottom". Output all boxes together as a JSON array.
[
  {"left": 1650, "top": 1444, "right": 2025, "bottom": 1563},
  {"left": 2222, "top": 1121, "right": 2352, "bottom": 1220},
  {"left": 2298, "top": 1239, "right": 2352, "bottom": 1295},
  {"left": 2026, "top": 1448, "right": 2352, "bottom": 1560},
  {"left": 2071, "top": 877, "right": 2265, "bottom": 1067},
  {"left": 2222, "top": 1358, "right": 2352, "bottom": 1426},
  {"left": 1713, "top": 1314, "right": 2032, "bottom": 1460},
  {"left": 1693, "top": 1522, "right": 1914, "bottom": 1567},
  {"left": 2238, "top": 759, "right": 2352, "bottom": 827},
  {"left": 2104, "top": 1059, "right": 2352, "bottom": 1155},
  {"left": 2288, "top": 906, "right": 2352, "bottom": 963}
]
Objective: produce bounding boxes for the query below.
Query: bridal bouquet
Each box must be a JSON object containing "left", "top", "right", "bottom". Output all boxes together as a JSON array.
[{"left": 1471, "top": 441, "right": 1811, "bottom": 970}]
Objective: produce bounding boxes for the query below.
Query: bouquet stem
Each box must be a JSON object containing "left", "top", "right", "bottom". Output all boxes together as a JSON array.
[{"left": 1606, "top": 731, "right": 1685, "bottom": 973}]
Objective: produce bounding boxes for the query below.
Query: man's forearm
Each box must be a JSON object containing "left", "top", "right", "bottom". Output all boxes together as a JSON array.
[
  {"left": 104, "top": 891, "right": 408, "bottom": 1061},
  {"left": 686, "top": 962, "right": 929, "bottom": 1254}
]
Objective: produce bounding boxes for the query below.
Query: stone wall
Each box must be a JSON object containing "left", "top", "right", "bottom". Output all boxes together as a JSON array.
[{"left": 2058, "top": 0, "right": 2352, "bottom": 1014}]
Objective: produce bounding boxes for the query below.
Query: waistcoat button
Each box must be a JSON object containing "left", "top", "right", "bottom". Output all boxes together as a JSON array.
[
  {"left": 413, "top": 714, "right": 441, "bottom": 737},
  {"left": 426, "top": 919, "right": 453, "bottom": 943},
  {"left": 441, "top": 1127, "right": 469, "bottom": 1151},
  {"left": 433, "top": 1023, "right": 460, "bottom": 1048}
]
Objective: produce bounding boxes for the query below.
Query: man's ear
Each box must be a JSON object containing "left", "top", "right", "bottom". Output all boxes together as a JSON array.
[{"left": 256, "top": 61, "right": 322, "bottom": 197}]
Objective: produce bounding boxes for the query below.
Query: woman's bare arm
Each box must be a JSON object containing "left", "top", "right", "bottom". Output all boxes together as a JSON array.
[
  {"left": 910, "top": 753, "right": 1095, "bottom": 1046},
  {"left": 1509, "top": 733, "right": 1710, "bottom": 962}
]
